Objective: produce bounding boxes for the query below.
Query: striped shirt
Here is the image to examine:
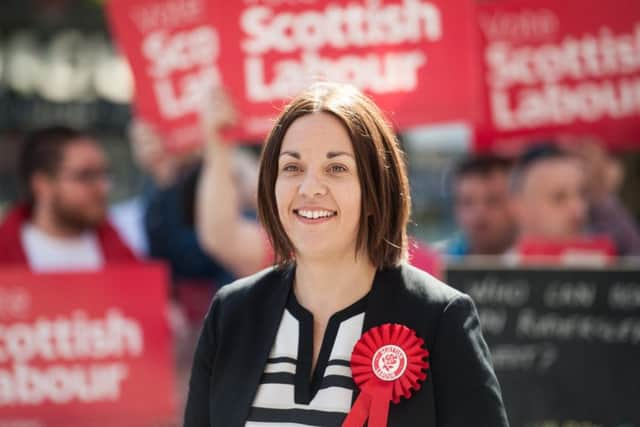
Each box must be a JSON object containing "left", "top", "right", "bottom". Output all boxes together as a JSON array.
[{"left": 245, "top": 289, "right": 368, "bottom": 426}]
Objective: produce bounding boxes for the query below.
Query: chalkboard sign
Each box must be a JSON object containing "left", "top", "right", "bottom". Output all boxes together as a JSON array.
[{"left": 446, "top": 266, "right": 640, "bottom": 427}]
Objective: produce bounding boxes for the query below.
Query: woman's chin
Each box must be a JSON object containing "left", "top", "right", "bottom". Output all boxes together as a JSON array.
[{"left": 293, "top": 244, "right": 355, "bottom": 263}]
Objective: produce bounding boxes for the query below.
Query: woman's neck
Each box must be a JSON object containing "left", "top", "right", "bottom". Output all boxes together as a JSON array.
[{"left": 293, "top": 253, "right": 377, "bottom": 318}]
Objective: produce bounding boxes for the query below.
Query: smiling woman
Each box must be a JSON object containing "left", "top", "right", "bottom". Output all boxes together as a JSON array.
[
  {"left": 272, "top": 113, "right": 385, "bottom": 264},
  {"left": 258, "top": 83, "right": 410, "bottom": 270},
  {"left": 184, "top": 82, "right": 509, "bottom": 427}
]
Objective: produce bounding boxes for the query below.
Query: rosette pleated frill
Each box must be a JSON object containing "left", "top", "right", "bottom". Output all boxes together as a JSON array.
[{"left": 342, "top": 323, "right": 430, "bottom": 427}]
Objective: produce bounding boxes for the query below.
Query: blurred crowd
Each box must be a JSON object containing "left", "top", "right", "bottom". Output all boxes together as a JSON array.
[
  {"left": 0, "top": 87, "right": 639, "bottom": 412},
  {"left": 2, "top": 88, "right": 640, "bottom": 288},
  {"left": 441, "top": 139, "right": 640, "bottom": 262}
]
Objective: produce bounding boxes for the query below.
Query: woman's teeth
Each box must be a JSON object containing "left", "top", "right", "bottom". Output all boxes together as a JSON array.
[{"left": 296, "top": 209, "right": 337, "bottom": 219}]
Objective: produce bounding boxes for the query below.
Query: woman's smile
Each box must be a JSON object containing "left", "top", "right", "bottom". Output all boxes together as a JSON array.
[{"left": 293, "top": 207, "right": 338, "bottom": 224}]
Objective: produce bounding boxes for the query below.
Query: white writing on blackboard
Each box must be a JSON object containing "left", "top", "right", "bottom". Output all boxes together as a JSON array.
[
  {"left": 466, "top": 276, "right": 530, "bottom": 307},
  {"left": 478, "top": 308, "right": 508, "bottom": 335},
  {"left": 517, "top": 309, "right": 640, "bottom": 344},
  {"left": 608, "top": 282, "right": 640, "bottom": 310},
  {"left": 491, "top": 343, "right": 558, "bottom": 372},
  {"left": 543, "top": 281, "right": 596, "bottom": 309}
]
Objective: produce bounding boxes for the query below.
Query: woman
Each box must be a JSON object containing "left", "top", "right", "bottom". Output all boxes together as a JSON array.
[{"left": 184, "top": 82, "right": 509, "bottom": 426}]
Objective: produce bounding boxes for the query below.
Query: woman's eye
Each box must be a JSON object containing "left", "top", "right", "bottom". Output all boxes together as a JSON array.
[
  {"left": 329, "top": 164, "right": 347, "bottom": 173},
  {"left": 282, "top": 164, "right": 300, "bottom": 172}
]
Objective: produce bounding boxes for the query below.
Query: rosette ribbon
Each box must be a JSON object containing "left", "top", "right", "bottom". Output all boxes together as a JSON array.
[{"left": 342, "top": 323, "right": 429, "bottom": 427}]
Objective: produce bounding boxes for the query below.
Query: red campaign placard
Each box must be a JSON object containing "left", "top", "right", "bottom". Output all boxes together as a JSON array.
[
  {"left": 107, "top": 0, "right": 479, "bottom": 145},
  {"left": 216, "top": 0, "right": 479, "bottom": 140},
  {"left": 474, "top": 0, "right": 640, "bottom": 153},
  {"left": 516, "top": 236, "right": 617, "bottom": 266},
  {"left": 0, "top": 264, "right": 176, "bottom": 427},
  {"left": 107, "top": 0, "right": 223, "bottom": 151}
]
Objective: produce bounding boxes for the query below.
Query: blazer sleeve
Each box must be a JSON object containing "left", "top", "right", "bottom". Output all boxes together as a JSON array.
[
  {"left": 431, "top": 294, "right": 510, "bottom": 427},
  {"left": 184, "top": 296, "right": 220, "bottom": 427}
]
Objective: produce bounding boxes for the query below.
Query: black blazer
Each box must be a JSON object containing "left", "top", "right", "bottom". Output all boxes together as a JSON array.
[{"left": 184, "top": 263, "right": 510, "bottom": 427}]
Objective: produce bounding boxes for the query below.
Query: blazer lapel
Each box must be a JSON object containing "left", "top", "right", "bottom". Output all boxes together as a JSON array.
[
  {"left": 218, "top": 266, "right": 294, "bottom": 426},
  {"left": 356, "top": 266, "right": 426, "bottom": 427},
  {"left": 352, "top": 266, "right": 404, "bottom": 410},
  {"left": 363, "top": 267, "right": 405, "bottom": 331}
]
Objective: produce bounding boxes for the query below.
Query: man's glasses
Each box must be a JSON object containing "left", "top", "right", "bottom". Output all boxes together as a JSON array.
[{"left": 56, "top": 168, "right": 112, "bottom": 184}]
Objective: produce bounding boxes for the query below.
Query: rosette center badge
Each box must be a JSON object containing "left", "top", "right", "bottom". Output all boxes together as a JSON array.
[{"left": 372, "top": 345, "right": 407, "bottom": 382}]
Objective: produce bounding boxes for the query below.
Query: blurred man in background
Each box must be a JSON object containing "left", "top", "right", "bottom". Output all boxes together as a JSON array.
[
  {"left": 507, "top": 143, "right": 629, "bottom": 264},
  {"left": 443, "top": 155, "right": 516, "bottom": 257},
  {"left": 569, "top": 138, "right": 640, "bottom": 256},
  {"left": 0, "top": 126, "right": 137, "bottom": 271},
  {"left": 510, "top": 144, "right": 587, "bottom": 242}
]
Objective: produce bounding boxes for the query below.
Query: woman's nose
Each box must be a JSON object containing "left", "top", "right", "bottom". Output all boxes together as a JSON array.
[{"left": 298, "top": 171, "right": 327, "bottom": 197}]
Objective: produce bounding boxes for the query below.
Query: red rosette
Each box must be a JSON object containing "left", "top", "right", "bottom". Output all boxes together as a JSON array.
[{"left": 342, "top": 323, "right": 429, "bottom": 427}]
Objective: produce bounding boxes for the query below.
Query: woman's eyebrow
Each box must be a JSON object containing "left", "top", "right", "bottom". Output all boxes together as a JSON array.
[
  {"left": 326, "top": 151, "right": 354, "bottom": 159},
  {"left": 279, "top": 151, "right": 300, "bottom": 159}
]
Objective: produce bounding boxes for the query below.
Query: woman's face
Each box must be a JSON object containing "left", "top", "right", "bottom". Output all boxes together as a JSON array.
[{"left": 275, "top": 112, "right": 362, "bottom": 262}]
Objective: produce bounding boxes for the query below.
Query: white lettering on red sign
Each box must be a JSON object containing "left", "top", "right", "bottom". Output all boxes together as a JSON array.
[
  {"left": 0, "top": 289, "right": 30, "bottom": 320},
  {"left": 241, "top": 0, "right": 441, "bottom": 54},
  {"left": 479, "top": 9, "right": 559, "bottom": 44},
  {"left": 130, "top": 0, "right": 205, "bottom": 33},
  {"left": 0, "top": 363, "right": 129, "bottom": 405},
  {"left": 246, "top": 51, "right": 426, "bottom": 102},
  {"left": 485, "top": 20, "right": 640, "bottom": 130},
  {"left": 0, "top": 309, "right": 144, "bottom": 406},
  {"left": 240, "top": 0, "right": 442, "bottom": 102},
  {"left": 142, "top": 25, "right": 220, "bottom": 119}
]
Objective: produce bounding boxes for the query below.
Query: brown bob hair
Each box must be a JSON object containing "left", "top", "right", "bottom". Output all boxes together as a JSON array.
[{"left": 257, "top": 82, "right": 411, "bottom": 269}]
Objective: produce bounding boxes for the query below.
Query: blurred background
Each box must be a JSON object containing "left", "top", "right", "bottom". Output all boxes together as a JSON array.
[
  {"left": 1, "top": 0, "right": 639, "bottom": 240},
  {"left": 0, "top": 1, "right": 639, "bottom": 426}
]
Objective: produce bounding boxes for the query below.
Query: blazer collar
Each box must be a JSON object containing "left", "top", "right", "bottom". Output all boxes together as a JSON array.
[
  {"left": 225, "top": 265, "right": 294, "bottom": 426},
  {"left": 364, "top": 266, "right": 406, "bottom": 331},
  {"left": 358, "top": 265, "right": 414, "bottom": 426}
]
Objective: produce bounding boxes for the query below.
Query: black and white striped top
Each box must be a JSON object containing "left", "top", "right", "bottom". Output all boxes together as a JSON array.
[{"left": 245, "top": 289, "right": 368, "bottom": 426}]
